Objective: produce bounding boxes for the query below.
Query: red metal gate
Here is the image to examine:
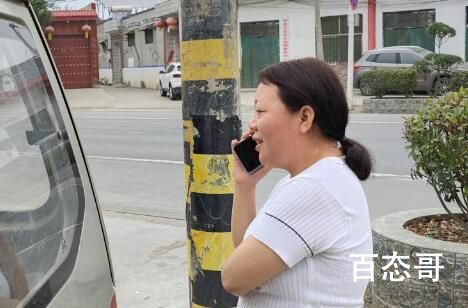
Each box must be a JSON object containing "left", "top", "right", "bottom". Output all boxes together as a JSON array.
[{"left": 49, "top": 35, "right": 91, "bottom": 89}]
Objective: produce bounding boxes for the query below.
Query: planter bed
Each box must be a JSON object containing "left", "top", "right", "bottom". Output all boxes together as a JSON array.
[
  {"left": 362, "top": 97, "right": 428, "bottom": 114},
  {"left": 371, "top": 208, "right": 468, "bottom": 307}
]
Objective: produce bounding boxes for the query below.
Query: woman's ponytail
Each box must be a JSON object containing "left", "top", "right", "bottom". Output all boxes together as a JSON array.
[{"left": 340, "top": 138, "right": 373, "bottom": 180}]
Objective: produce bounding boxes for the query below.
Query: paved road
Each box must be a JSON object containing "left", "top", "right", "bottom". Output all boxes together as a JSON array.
[
  {"left": 74, "top": 110, "right": 412, "bottom": 175},
  {"left": 72, "top": 109, "right": 439, "bottom": 222}
]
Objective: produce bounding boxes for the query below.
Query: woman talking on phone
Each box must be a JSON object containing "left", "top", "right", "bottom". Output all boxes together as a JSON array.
[{"left": 221, "top": 58, "right": 373, "bottom": 307}]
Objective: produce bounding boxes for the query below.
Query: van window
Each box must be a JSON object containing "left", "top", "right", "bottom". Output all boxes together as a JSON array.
[{"left": 0, "top": 18, "right": 84, "bottom": 306}]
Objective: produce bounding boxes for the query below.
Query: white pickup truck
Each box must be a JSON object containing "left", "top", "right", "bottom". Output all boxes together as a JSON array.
[{"left": 159, "top": 62, "right": 181, "bottom": 100}]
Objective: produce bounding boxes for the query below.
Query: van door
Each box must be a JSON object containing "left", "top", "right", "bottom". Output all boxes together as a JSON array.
[{"left": 0, "top": 2, "right": 115, "bottom": 307}]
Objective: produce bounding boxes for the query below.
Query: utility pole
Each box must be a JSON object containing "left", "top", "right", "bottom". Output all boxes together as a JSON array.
[
  {"left": 180, "top": 0, "right": 241, "bottom": 307},
  {"left": 314, "top": 0, "right": 324, "bottom": 60}
]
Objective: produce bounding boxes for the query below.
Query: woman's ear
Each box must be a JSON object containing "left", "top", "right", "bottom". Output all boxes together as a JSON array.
[{"left": 298, "top": 105, "right": 315, "bottom": 133}]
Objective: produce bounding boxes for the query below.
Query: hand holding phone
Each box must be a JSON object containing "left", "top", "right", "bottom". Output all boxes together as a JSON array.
[{"left": 233, "top": 136, "right": 264, "bottom": 174}]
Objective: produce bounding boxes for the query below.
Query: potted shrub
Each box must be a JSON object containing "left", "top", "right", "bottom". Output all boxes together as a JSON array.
[
  {"left": 403, "top": 87, "right": 467, "bottom": 237},
  {"left": 368, "top": 88, "right": 467, "bottom": 307}
]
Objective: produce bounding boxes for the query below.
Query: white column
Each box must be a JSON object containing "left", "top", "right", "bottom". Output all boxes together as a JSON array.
[{"left": 346, "top": 7, "right": 355, "bottom": 109}]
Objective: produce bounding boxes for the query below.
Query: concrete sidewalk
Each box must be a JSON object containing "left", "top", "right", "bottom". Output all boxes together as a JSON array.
[
  {"left": 103, "top": 211, "right": 188, "bottom": 308},
  {"left": 65, "top": 86, "right": 365, "bottom": 112},
  {"left": 65, "top": 86, "right": 257, "bottom": 111}
]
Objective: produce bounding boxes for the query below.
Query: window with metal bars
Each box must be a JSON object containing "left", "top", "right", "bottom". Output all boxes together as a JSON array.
[
  {"left": 321, "top": 14, "right": 363, "bottom": 64},
  {"left": 127, "top": 32, "right": 135, "bottom": 47},
  {"left": 144, "top": 28, "right": 153, "bottom": 44},
  {"left": 383, "top": 9, "right": 435, "bottom": 52}
]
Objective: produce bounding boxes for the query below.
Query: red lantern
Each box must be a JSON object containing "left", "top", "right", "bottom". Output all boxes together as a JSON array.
[
  {"left": 155, "top": 18, "right": 166, "bottom": 31},
  {"left": 82, "top": 24, "right": 91, "bottom": 39},
  {"left": 166, "top": 17, "right": 178, "bottom": 32},
  {"left": 45, "top": 25, "right": 54, "bottom": 41}
]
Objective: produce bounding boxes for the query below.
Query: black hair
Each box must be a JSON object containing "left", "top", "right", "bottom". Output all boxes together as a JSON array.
[{"left": 259, "top": 57, "right": 373, "bottom": 180}]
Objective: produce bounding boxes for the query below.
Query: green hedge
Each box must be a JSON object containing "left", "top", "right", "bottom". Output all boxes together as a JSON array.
[
  {"left": 448, "top": 71, "right": 468, "bottom": 91},
  {"left": 361, "top": 69, "right": 417, "bottom": 98}
]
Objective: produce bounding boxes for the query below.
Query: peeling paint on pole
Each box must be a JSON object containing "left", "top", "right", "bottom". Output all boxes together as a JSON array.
[{"left": 180, "top": 0, "right": 241, "bottom": 307}]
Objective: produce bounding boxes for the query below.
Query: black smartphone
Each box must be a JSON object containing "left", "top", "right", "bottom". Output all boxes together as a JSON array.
[{"left": 233, "top": 136, "right": 264, "bottom": 174}]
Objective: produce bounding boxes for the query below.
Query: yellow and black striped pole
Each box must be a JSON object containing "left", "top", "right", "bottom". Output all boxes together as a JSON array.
[{"left": 180, "top": 0, "right": 241, "bottom": 307}]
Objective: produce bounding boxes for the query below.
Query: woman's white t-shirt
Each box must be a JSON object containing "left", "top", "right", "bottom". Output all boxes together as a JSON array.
[
  {"left": 238, "top": 157, "right": 373, "bottom": 308},
  {"left": 0, "top": 271, "right": 11, "bottom": 298}
]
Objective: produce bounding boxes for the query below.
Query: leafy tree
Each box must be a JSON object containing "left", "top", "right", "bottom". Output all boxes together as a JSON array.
[
  {"left": 414, "top": 22, "right": 461, "bottom": 95},
  {"left": 427, "top": 22, "right": 456, "bottom": 54},
  {"left": 414, "top": 53, "right": 463, "bottom": 75},
  {"left": 31, "top": 0, "right": 55, "bottom": 27},
  {"left": 404, "top": 88, "right": 468, "bottom": 235}
]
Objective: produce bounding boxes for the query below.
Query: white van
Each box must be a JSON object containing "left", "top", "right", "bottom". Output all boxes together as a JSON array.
[{"left": 0, "top": 1, "right": 116, "bottom": 307}]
